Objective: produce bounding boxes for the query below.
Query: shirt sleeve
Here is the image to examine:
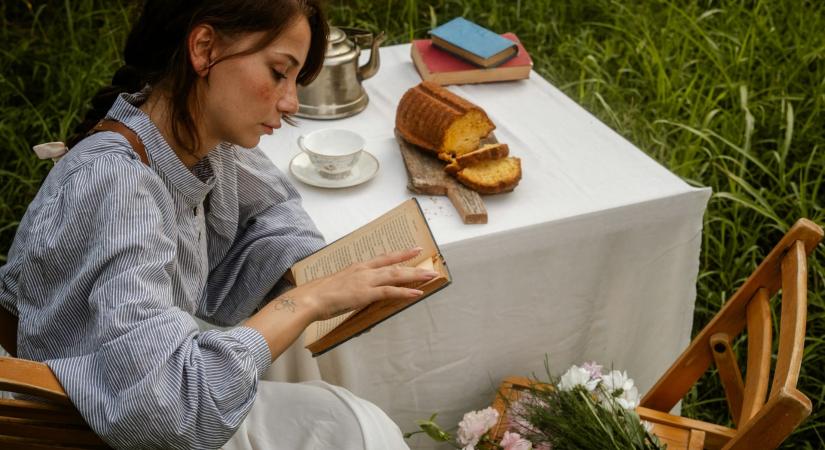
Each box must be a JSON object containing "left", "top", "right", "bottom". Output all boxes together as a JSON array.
[
  {"left": 197, "top": 147, "right": 325, "bottom": 326},
  {"left": 31, "top": 154, "right": 270, "bottom": 449}
]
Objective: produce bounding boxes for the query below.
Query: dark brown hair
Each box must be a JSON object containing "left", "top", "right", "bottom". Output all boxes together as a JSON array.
[{"left": 67, "top": 0, "right": 328, "bottom": 151}]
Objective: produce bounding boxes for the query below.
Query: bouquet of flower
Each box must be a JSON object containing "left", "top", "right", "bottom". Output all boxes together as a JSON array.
[{"left": 406, "top": 361, "right": 665, "bottom": 450}]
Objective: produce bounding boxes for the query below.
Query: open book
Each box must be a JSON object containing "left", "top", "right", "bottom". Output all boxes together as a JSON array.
[{"left": 290, "top": 199, "right": 451, "bottom": 357}]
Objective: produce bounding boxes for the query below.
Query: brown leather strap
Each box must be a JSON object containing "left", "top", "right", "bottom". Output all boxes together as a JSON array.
[{"left": 90, "top": 119, "right": 149, "bottom": 165}]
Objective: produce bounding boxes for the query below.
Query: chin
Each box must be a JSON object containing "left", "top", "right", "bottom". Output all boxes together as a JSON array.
[{"left": 234, "top": 135, "right": 262, "bottom": 149}]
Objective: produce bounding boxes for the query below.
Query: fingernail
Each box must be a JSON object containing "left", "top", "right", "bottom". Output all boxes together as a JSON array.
[
  {"left": 425, "top": 271, "right": 440, "bottom": 278},
  {"left": 410, "top": 289, "right": 424, "bottom": 296}
]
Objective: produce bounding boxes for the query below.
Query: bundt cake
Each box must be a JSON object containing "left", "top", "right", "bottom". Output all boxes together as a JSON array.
[
  {"left": 444, "top": 143, "right": 509, "bottom": 174},
  {"left": 396, "top": 81, "right": 495, "bottom": 161},
  {"left": 455, "top": 157, "right": 522, "bottom": 194}
]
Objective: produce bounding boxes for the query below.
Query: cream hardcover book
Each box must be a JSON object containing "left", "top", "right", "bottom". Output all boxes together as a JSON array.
[{"left": 290, "top": 199, "right": 451, "bottom": 356}]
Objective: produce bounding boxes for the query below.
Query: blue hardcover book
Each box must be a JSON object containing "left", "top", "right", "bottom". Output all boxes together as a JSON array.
[{"left": 428, "top": 17, "right": 518, "bottom": 68}]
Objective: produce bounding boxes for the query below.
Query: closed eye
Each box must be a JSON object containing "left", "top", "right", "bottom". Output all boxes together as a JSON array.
[{"left": 271, "top": 68, "right": 287, "bottom": 81}]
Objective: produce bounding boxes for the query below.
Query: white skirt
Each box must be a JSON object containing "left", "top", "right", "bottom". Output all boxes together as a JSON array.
[{"left": 222, "top": 380, "right": 410, "bottom": 450}]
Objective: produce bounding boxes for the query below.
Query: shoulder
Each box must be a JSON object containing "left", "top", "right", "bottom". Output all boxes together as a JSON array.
[
  {"left": 61, "top": 131, "right": 148, "bottom": 176},
  {"left": 42, "top": 134, "right": 174, "bottom": 223}
]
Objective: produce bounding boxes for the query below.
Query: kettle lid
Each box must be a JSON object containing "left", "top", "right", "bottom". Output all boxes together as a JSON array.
[{"left": 326, "top": 26, "right": 353, "bottom": 57}]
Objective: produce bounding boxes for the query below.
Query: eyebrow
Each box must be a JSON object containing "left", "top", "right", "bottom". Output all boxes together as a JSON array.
[{"left": 276, "top": 52, "right": 301, "bottom": 68}]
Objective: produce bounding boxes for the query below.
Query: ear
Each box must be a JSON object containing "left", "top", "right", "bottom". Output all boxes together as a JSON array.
[{"left": 188, "top": 24, "right": 218, "bottom": 77}]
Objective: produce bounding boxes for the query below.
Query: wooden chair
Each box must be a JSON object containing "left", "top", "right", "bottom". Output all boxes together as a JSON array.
[
  {"left": 638, "top": 218, "right": 822, "bottom": 449},
  {"left": 0, "top": 306, "right": 109, "bottom": 449},
  {"left": 489, "top": 218, "right": 823, "bottom": 450}
]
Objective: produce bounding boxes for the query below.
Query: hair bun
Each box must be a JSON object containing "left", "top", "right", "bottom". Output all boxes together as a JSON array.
[{"left": 112, "top": 64, "right": 142, "bottom": 91}]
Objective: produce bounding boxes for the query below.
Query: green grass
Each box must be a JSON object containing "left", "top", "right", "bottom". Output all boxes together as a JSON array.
[{"left": 2, "top": 0, "right": 824, "bottom": 447}]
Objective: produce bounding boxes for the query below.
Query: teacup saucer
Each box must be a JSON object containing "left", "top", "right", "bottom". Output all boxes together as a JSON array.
[{"left": 289, "top": 150, "right": 379, "bottom": 189}]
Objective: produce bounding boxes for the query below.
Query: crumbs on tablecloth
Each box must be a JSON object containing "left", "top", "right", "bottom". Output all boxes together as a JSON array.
[{"left": 420, "top": 196, "right": 453, "bottom": 219}]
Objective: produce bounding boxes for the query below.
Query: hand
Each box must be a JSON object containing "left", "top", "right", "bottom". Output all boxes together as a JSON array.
[{"left": 294, "top": 247, "right": 440, "bottom": 321}]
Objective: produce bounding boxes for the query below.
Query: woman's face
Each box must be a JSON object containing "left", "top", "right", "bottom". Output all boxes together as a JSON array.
[{"left": 197, "top": 16, "right": 312, "bottom": 150}]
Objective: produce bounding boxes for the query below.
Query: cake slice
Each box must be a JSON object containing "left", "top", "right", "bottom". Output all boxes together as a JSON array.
[
  {"left": 444, "top": 143, "right": 509, "bottom": 174},
  {"left": 396, "top": 81, "right": 495, "bottom": 161},
  {"left": 455, "top": 157, "right": 522, "bottom": 194}
]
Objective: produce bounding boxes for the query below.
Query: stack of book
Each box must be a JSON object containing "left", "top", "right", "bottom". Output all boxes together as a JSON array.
[{"left": 411, "top": 17, "right": 533, "bottom": 86}]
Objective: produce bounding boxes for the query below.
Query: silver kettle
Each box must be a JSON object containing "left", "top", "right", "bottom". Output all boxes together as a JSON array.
[{"left": 296, "top": 26, "right": 386, "bottom": 119}]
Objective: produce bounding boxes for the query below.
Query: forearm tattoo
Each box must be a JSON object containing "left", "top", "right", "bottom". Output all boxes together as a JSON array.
[{"left": 273, "top": 297, "right": 297, "bottom": 312}]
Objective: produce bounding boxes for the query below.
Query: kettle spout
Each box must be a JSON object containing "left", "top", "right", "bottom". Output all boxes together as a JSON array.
[{"left": 358, "top": 31, "right": 386, "bottom": 81}]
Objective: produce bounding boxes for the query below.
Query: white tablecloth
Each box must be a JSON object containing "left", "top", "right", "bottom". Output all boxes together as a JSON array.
[{"left": 257, "top": 44, "right": 710, "bottom": 448}]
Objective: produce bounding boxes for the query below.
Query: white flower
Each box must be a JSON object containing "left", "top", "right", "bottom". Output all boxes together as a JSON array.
[
  {"left": 457, "top": 407, "right": 499, "bottom": 448},
  {"left": 600, "top": 370, "right": 640, "bottom": 410},
  {"left": 558, "top": 365, "right": 599, "bottom": 392}
]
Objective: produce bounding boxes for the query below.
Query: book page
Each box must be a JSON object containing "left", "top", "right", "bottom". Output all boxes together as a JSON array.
[
  {"left": 304, "top": 310, "right": 356, "bottom": 344},
  {"left": 292, "top": 200, "right": 437, "bottom": 285}
]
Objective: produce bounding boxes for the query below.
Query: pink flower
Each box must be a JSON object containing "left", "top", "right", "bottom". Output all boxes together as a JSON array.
[
  {"left": 506, "top": 398, "right": 533, "bottom": 433},
  {"left": 500, "top": 431, "right": 533, "bottom": 450},
  {"left": 457, "top": 407, "right": 499, "bottom": 449},
  {"left": 582, "top": 361, "right": 603, "bottom": 380}
]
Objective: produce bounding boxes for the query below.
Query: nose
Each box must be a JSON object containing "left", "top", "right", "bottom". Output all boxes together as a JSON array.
[{"left": 277, "top": 81, "right": 300, "bottom": 115}]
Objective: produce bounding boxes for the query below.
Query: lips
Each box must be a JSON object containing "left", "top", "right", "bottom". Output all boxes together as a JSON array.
[{"left": 261, "top": 123, "right": 279, "bottom": 134}]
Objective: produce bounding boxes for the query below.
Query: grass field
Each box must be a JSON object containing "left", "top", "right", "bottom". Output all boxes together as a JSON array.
[{"left": 2, "top": 1, "right": 823, "bottom": 447}]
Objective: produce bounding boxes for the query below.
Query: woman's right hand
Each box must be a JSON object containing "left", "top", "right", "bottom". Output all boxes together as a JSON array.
[
  {"left": 244, "top": 247, "right": 439, "bottom": 362},
  {"left": 294, "top": 247, "right": 441, "bottom": 321}
]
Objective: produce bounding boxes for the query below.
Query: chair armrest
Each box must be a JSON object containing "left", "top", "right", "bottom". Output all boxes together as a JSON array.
[{"left": 0, "top": 356, "right": 71, "bottom": 405}]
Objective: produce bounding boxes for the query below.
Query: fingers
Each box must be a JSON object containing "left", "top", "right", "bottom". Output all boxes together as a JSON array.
[
  {"left": 374, "top": 286, "right": 424, "bottom": 302},
  {"left": 362, "top": 247, "right": 423, "bottom": 269},
  {"left": 372, "top": 265, "right": 439, "bottom": 287}
]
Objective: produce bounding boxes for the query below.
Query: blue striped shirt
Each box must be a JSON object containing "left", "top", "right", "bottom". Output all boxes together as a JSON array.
[{"left": 0, "top": 91, "right": 325, "bottom": 448}]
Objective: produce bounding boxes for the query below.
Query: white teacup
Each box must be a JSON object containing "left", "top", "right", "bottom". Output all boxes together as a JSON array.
[{"left": 298, "top": 128, "right": 365, "bottom": 179}]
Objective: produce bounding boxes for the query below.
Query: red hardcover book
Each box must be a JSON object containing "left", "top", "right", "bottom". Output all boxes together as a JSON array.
[{"left": 410, "top": 33, "right": 533, "bottom": 86}]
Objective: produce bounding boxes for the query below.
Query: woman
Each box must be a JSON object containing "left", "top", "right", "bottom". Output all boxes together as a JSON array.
[{"left": 0, "top": 1, "right": 433, "bottom": 448}]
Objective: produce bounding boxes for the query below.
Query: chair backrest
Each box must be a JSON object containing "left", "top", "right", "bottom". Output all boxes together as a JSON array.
[
  {"left": 639, "top": 218, "right": 823, "bottom": 450},
  {"left": 0, "top": 310, "right": 109, "bottom": 448}
]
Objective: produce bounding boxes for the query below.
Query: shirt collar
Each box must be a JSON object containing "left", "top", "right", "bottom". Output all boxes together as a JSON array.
[{"left": 106, "top": 89, "right": 217, "bottom": 206}]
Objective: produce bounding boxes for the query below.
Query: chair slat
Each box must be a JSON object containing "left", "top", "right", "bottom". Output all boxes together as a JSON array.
[
  {"left": 740, "top": 288, "right": 771, "bottom": 424},
  {"left": 687, "top": 430, "right": 706, "bottom": 450},
  {"left": 636, "top": 406, "right": 736, "bottom": 449},
  {"left": 0, "top": 434, "right": 100, "bottom": 450},
  {"left": 648, "top": 422, "right": 692, "bottom": 449},
  {"left": 770, "top": 241, "right": 807, "bottom": 397},
  {"left": 0, "top": 398, "right": 86, "bottom": 425},
  {"left": 709, "top": 333, "right": 744, "bottom": 425},
  {"left": 0, "top": 417, "right": 107, "bottom": 446}
]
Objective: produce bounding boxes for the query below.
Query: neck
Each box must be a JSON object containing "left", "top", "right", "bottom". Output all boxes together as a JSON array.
[{"left": 138, "top": 89, "right": 215, "bottom": 168}]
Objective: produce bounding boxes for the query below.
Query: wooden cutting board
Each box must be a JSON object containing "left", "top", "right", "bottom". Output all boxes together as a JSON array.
[{"left": 395, "top": 129, "right": 488, "bottom": 224}]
